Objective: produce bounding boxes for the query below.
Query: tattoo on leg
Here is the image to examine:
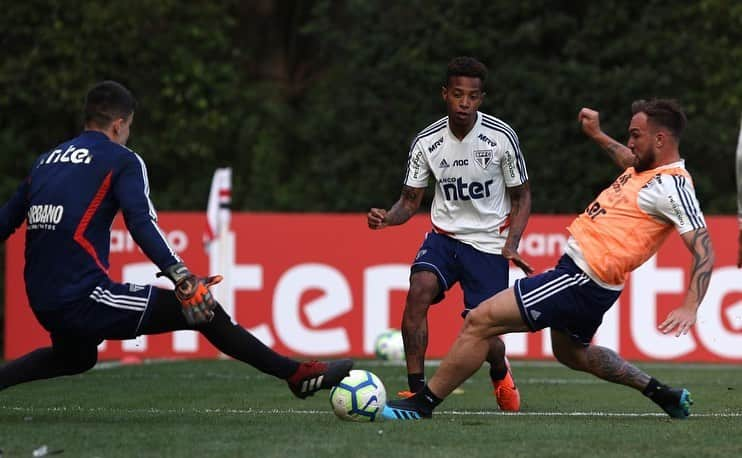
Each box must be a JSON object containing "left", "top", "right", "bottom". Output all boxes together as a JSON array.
[
  {"left": 586, "top": 345, "right": 650, "bottom": 390},
  {"left": 407, "top": 328, "right": 427, "bottom": 355}
]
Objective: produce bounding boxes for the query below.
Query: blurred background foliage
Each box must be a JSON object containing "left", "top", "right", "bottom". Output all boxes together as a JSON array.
[
  {"left": 1, "top": 0, "right": 740, "bottom": 215},
  {"left": 1, "top": 0, "right": 740, "bottom": 350}
]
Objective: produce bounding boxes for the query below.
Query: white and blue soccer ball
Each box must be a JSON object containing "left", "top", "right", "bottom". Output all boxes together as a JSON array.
[
  {"left": 374, "top": 329, "right": 405, "bottom": 362},
  {"left": 329, "top": 370, "right": 387, "bottom": 422}
]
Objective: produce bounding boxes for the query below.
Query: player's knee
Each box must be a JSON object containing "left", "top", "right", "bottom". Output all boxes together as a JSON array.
[
  {"left": 406, "top": 277, "right": 438, "bottom": 308},
  {"left": 462, "top": 306, "right": 494, "bottom": 338}
]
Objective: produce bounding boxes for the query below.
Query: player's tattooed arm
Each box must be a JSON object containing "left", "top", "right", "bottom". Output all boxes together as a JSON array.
[
  {"left": 659, "top": 227, "right": 714, "bottom": 336},
  {"left": 505, "top": 182, "right": 531, "bottom": 250},
  {"left": 602, "top": 140, "right": 635, "bottom": 170},
  {"left": 578, "top": 107, "right": 634, "bottom": 169},
  {"left": 504, "top": 182, "right": 534, "bottom": 274},
  {"left": 681, "top": 227, "right": 715, "bottom": 309},
  {"left": 384, "top": 186, "right": 426, "bottom": 226}
]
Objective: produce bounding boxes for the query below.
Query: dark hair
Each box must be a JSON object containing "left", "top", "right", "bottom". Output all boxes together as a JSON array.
[
  {"left": 84, "top": 80, "right": 137, "bottom": 128},
  {"left": 445, "top": 56, "right": 487, "bottom": 88},
  {"left": 631, "top": 98, "right": 687, "bottom": 139}
]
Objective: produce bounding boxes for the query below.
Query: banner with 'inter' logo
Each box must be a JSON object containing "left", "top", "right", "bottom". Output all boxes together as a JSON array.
[{"left": 5, "top": 213, "right": 742, "bottom": 362}]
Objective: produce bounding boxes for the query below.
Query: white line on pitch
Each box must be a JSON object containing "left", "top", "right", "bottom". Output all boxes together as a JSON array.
[{"left": 2, "top": 405, "right": 741, "bottom": 418}]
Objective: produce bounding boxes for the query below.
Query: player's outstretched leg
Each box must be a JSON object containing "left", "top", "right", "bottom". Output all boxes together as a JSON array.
[
  {"left": 287, "top": 359, "right": 354, "bottom": 399},
  {"left": 552, "top": 331, "right": 693, "bottom": 419},
  {"left": 142, "top": 296, "right": 354, "bottom": 399}
]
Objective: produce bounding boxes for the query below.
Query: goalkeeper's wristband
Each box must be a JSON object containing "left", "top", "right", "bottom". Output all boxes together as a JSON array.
[{"left": 158, "top": 262, "right": 191, "bottom": 285}]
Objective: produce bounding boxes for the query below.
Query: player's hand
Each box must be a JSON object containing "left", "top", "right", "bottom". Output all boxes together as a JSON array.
[
  {"left": 578, "top": 108, "right": 602, "bottom": 139},
  {"left": 367, "top": 208, "right": 388, "bottom": 230},
  {"left": 658, "top": 305, "right": 697, "bottom": 337},
  {"left": 502, "top": 246, "right": 534, "bottom": 275},
  {"left": 175, "top": 274, "right": 223, "bottom": 325}
]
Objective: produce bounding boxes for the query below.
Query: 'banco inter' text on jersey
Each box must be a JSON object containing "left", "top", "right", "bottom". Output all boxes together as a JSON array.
[
  {"left": 0, "top": 131, "right": 181, "bottom": 311},
  {"left": 404, "top": 112, "right": 528, "bottom": 254}
]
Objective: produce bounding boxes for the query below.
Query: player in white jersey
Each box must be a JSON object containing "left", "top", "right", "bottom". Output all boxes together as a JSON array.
[{"left": 368, "top": 57, "right": 532, "bottom": 411}]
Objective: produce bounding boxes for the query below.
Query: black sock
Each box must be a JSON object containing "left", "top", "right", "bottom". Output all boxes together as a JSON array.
[
  {"left": 412, "top": 384, "right": 443, "bottom": 413},
  {"left": 489, "top": 364, "right": 507, "bottom": 381},
  {"left": 199, "top": 306, "right": 299, "bottom": 379},
  {"left": 140, "top": 294, "right": 300, "bottom": 379},
  {"left": 408, "top": 373, "right": 425, "bottom": 392},
  {"left": 642, "top": 377, "right": 675, "bottom": 405}
]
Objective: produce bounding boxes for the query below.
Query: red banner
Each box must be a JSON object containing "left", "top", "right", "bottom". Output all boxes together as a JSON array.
[{"left": 5, "top": 213, "right": 742, "bottom": 362}]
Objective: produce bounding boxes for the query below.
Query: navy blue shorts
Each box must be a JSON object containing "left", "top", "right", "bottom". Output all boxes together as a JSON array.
[
  {"left": 411, "top": 231, "right": 508, "bottom": 312},
  {"left": 33, "top": 278, "right": 184, "bottom": 342},
  {"left": 513, "top": 255, "right": 621, "bottom": 345}
]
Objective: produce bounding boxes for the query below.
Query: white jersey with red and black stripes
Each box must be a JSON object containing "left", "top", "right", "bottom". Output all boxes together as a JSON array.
[{"left": 404, "top": 112, "right": 528, "bottom": 254}]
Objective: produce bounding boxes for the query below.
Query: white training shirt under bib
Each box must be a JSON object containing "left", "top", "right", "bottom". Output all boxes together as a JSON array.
[{"left": 404, "top": 112, "right": 528, "bottom": 254}]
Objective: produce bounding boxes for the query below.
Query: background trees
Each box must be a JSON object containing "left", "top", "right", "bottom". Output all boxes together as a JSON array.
[{"left": 2, "top": 0, "right": 739, "bottom": 214}]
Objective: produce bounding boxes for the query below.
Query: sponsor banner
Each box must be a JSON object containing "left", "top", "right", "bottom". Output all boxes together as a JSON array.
[{"left": 5, "top": 214, "right": 742, "bottom": 362}]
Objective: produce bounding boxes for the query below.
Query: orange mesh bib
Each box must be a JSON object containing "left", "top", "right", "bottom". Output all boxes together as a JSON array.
[{"left": 567, "top": 166, "right": 690, "bottom": 284}]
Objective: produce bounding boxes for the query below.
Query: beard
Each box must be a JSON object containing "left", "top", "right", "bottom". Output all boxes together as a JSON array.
[{"left": 633, "top": 149, "right": 656, "bottom": 172}]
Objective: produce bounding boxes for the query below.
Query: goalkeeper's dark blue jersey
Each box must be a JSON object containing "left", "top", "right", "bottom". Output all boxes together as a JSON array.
[{"left": 0, "top": 131, "right": 181, "bottom": 311}]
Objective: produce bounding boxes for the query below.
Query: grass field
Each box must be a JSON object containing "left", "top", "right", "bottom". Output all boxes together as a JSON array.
[{"left": 1, "top": 359, "right": 741, "bottom": 457}]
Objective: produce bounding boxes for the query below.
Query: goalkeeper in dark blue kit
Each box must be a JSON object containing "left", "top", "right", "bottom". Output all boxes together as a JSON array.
[{"left": 0, "top": 80, "right": 352, "bottom": 397}]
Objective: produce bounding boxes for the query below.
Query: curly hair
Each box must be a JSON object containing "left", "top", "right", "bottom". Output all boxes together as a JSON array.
[{"left": 445, "top": 56, "right": 487, "bottom": 88}]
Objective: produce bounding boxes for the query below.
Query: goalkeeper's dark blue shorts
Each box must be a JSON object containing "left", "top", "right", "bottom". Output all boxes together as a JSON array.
[{"left": 31, "top": 278, "right": 183, "bottom": 342}]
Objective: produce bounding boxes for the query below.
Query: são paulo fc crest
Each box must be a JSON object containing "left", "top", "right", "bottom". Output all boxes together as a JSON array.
[{"left": 474, "top": 149, "right": 493, "bottom": 169}]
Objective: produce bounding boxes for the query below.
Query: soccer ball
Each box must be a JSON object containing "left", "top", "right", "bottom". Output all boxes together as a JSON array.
[
  {"left": 329, "top": 370, "right": 387, "bottom": 422},
  {"left": 374, "top": 329, "right": 405, "bottom": 362}
]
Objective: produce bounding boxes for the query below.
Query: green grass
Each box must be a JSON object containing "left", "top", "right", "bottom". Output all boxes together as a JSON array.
[{"left": 1, "top": 359, "right": 741, "bottom": 457}]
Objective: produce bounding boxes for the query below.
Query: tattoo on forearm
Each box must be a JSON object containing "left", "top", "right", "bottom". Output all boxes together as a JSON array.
[
  {"left": 401, "top": 187, "right": 419, "bottom": 202},
  {"left": 385, "top": 188, "right": 420, "bottom": 226},
  {"left": 505, "top": 187, "right": 530, "bottom": 249},
  {"left": 604, "top": 142, "right": 623, "bottom": 159},
  {"left": 586, "top": 345, "right": 650, "bottom": 389},
  {"left": 507, "top": 201, "right": 523, "bottom": 242},
  {"left": 689, "top": 228, "right": 713, "bottom": 299}
]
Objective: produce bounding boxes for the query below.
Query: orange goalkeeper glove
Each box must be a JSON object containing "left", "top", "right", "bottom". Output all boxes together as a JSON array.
[{"left": 161, "top": 262, "right": 223, "bottom": 325}]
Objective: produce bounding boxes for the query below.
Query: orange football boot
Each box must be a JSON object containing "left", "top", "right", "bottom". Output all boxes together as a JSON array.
[{"left": 492, "top": 357, "right": 520, "bottom": 412}]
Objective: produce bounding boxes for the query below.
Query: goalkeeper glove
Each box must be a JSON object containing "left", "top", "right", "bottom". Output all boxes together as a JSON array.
[{"left": 161, "top": 262, "right": 223, "bottom": 325}]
